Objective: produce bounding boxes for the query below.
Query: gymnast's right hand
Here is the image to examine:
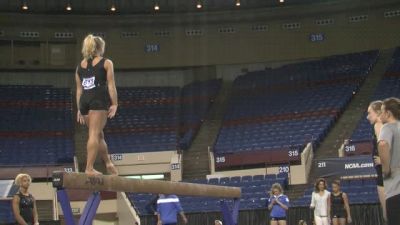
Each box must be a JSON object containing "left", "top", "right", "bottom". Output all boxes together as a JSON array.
[
  {"left": 108, "top": 104, "right": 118, "bottom": 119},
  {"left": 77, "top": 110, "right": 85, "bottom": 125}
]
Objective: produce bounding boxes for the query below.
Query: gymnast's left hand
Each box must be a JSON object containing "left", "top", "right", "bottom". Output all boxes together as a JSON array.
[{"left": 108, "top": 104, "right": 118, "bottom": 119}]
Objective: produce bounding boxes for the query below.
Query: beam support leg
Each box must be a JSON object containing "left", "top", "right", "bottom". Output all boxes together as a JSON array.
[
  {"left": 57, "top": 189, "right": 101, "bottom": 225},
  {"left": 220, "top": 198, "right": 240, "bottom": 225},
  {"left": 57, "top": 189, "right": 76, "bottom": 225},
  {"left": 78, "top": 192, "right": 101, "bottom": 225}
]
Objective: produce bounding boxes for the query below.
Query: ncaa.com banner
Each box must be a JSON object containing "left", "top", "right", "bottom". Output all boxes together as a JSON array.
[{"left": 314, "top": 155, "right": 376, "bottom": 178}]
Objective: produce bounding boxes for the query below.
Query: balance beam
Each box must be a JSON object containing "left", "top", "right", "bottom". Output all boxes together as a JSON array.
[{"left": 52, "top": 172, "right": 241, "bottom": 198}]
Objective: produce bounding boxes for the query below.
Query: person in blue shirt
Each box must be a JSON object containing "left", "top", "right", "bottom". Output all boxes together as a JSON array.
[
  {"left": 268, "top": 183, "right": 290, "bottom": 225},
  {"left": 157, "top": 194, "right": 188, "bottom": 225}
]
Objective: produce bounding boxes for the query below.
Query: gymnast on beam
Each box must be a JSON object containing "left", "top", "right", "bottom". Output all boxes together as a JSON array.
[{"left": 75, "top": 34, "right": 118, "bottom": 176}]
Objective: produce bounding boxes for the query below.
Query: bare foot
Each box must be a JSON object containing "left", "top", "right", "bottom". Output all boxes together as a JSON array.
[
  {"left": 106, "top": 163, "right": 119, "bottom": 175},
  {"left": 85, "top": 169, "right": 102, "bottom": 176}
]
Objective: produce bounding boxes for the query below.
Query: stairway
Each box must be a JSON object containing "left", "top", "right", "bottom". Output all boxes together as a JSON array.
[
  {"left": 285, "top": 184, "right": 309, "bottom": 201},
  {"left": 313, "top": 48, "right": 394, "bottom": 159},
  {"left": 286, "top": 49, "right": 395, "bottom": 201},
  {"left": 36, "top": 200, "right": 54, "bottom": 220},
  {"left": 182, "top": 81, "right": 233, "bottom": 180}
]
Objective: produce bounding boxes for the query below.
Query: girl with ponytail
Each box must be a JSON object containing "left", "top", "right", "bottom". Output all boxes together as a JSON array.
[{"left": 75, "top": 34, "right": 118, "bottom": 176}]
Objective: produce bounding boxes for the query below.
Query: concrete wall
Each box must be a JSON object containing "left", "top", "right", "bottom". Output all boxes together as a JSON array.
[
  {"left": 29, "top": 182, "right": 55, "bottom": 200},
  {"left": 57, "top": 199, "right": 117, "bottom": 216},
  {"left": 111, "top": 151, "right": 182, "bottom": 180},
  {"left": 117, "top": 192, "right": 140, "bottom": 225},
  {"left": 0, "top": 1, "right": 399, "bottom": 71},
  {"left": 208, "top": 143, "right": 314, "bottom": 185},
  {"left": 0, "top": 68, "right": 196, "bottom": 88},
  {"left": 0, "top": 65, "right": 218, "bottom": 87},
  {"left": 290, "top": 143, "right": 314, "bottom": 185}
]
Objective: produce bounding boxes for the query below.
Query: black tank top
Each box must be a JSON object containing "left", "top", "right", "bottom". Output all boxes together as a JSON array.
[
  {"left": 77, "top": 58, "right": 107, "bottom": 92},
  {"left": 331, "top": 192, "right": 345, "bottom": 211},
  {"left": 16, "top": 192, "right": 34, "bottom": 224}
]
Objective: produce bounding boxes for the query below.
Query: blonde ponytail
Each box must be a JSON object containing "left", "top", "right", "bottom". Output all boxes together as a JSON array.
[{"left": 81, "top": 34, "right": 105, "bottom": 60}]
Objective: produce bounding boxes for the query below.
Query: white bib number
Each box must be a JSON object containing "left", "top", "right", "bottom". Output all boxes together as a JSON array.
[{"left": 82, "top": 77, "right": 96, "bottom": 90}]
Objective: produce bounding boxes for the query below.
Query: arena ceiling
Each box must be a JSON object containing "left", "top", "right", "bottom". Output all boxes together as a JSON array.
[{"left": 1, "top": 0, "right": 341, "bottom": 15}]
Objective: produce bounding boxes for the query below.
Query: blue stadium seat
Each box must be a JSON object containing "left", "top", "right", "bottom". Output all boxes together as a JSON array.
[{"left": 0, "top": 85, "right": 74, "bottom": 165}]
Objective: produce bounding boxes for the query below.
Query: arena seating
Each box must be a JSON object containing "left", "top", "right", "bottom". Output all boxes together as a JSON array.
[
  {"left": 179, "top": 79, "right": 222, "bottom": 150},
  {"left": 0, "top": 200, "right": 14, "bottom": 224},
  {"left": 0, "top": 85, "right": 74, "bottom": 165},
  {"left": 127, "top": 174, "right": 288, "bottom": 214},
  {"left": 292, "top": 178, "right": 379, "bottom": 207},
  {"left": 214, "top": 51, "right": 379, "bottom": 167},
  {"left": 0, "top": 180, "right": 19, "bottom": 224},
  {"left": 348, "top": 47, "right": 400, "bottom": 155},
  {"left": 106, "top": 80, "right": 222, "bottom": 154},
  {"left": 105, "top": 87, "right": 180, "bottom": 154},
  {"left": 0, "top": 80, "right": 221, "bottom": 162}
]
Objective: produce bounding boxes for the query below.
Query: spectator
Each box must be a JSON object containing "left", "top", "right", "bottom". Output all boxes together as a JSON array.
[
  {"left": 267, "top": 183, "right": 289, "bottom": 225},
  {"left": 329, "top": 180, "right": 352, "bottom": 225},
  {"left": 157, "top": 194, "right": 188, "bottom": 225},
  {"left": 378, "top": 97, "right": 400, "bottom": 225},
  {"left": 146, "top": 194, "right": 160, "bottom": 225},
  {"left": 366, "top": 100, "right": 386, "bottom": 221},
  {"left": 310, "top": 178, "right": 330, "bottom": 225}
]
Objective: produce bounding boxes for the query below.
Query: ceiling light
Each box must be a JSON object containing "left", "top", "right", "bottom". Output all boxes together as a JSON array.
[
  {"left": 22, "top": 2, "right": 28, "bottom": 10},
  {"left": 154, "top": 3, "right": 160, "bottom": 11},
  {"left": 110, "top": 4, "right": 116, "bottom": 11}
]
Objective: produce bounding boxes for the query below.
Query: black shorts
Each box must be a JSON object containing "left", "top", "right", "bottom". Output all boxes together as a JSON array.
[
  {"left": 332, "top": 213, "right": 346, "bottom": 219},
  {"left": 16, "top": 221, "right": 33, "bottom": 225},
  {"left": 332, "top": 208, "right": 346, "bottom": 219},
  {"left": 271, "top": 217, "right": 286, "bottom": 221},
  {"left": 79, "top": 89, "right": 110, "bottom": 115},
  {"left": 387, "top": 194, "right": 400, "bottom": 225},
  {"left": 375, "top": 165, "right": 384, "bottom": 187}
]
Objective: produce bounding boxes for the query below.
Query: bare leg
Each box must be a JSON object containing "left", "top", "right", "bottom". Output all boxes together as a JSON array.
[
  {"left": 98, "top": 131, "right": 118, "bottom": 175},
  {"left": 378, "top": 186, "right": 387, "bottom": 222},
  {"left": 332, "top": 218, "right": 339, "bottom": 225},
  {"left": 85, "top": 110, "right": 108, "bottom": 176},
  {"left": 270, "top": 220, "right": 278, "bottom": 225},
  {"left": 278, "top": 220, "right": 286, "bottom": 225},
  {"left": 338, "top": 218, "right": 346, "bottom": 225}
]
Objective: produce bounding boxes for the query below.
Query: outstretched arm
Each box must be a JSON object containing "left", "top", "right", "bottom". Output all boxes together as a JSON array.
[
  {"left": 378, "top": 125, "right": 393, "bottom": 177},
  {"left": 180, "top": 211, "right": 188, "bottom": 224},
  {"left": 75, "top": 68, "right": 85, "bottom": 125},
  {"left": 33, "top": 197, "right": 39, "bottom": 225},
  {"left": 343, "top": 193, "right": 352, "bottom": 223},
  {"left": 310, "top": 193, "right": 315, "bottom": 209},
  {"left": 378, "top": 141, "right": 391, "bottom": 177},
  {"left": 157, "top": 213, "right": 162, "bottom": 225},
  {"left": 12, "top": 195, "right": 28, "bottom": 225},
  {"left": 327, "top": 194, "right": 331, "bottom": 219},
  {"left": 105, "top": 59, "right": 118, "bottom": 118}
]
